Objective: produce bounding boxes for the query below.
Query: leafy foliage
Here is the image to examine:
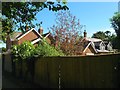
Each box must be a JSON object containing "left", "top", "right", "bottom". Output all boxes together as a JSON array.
[
  {"left": 12, "top": 41, "right": 35, "bottom": 61},
  {"left": 112, "top": 37, "right": 120, "bottom": 50},
  {"left": 12, "top": 40, "right": 64, "bottom": 62},
  {"left": 2, "top": 47, "right": 7, "bottom": 52},
  {"left": 110, "top": 12, "right": 120, "bottom": 50},
  {"left": 34, "top": 39, "right": 64, "bottom": 56},
  {"left": 110, "top": 12, "right": 120, "bottom": 38},
  {"left": 92, "top": 31, "right": 106, "bottom": 40},
  {"left": 92, "top": 31, "right": 116, "bottom": 41}
]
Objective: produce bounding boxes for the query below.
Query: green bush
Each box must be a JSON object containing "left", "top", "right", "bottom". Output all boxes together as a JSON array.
[
  {"left": 2, "top": 47, "right": 7, "bottom": 52},
  {"left": 34, "top": 40, "right": 64, "bottom": 56},
  {"left": 12, "top": 40, "right": 64, "bottom": 62},
  {"left": 11, "top": 41, "right": 35, "bottom": 62}
]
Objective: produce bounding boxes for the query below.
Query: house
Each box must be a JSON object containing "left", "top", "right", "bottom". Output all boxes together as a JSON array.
[
  {"left": 103, "top": 40, "right": 113, "bottom": 51},
  {"left": 6, "top": 27, "right": 52, "bottom": 50},
  {"left": 78, "top": 30, "right": 113, "bottom": 55},
  {"left": 75, "top": 41, "right": 97, "bottom": 55}
]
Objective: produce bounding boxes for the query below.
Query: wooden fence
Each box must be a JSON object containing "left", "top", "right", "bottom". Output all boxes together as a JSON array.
[
  {"left": 2, "top": 52, "right": 12, "bottom": 73},
  {"left": 2, "top": 53, "right": 120, "bottom": 88}
]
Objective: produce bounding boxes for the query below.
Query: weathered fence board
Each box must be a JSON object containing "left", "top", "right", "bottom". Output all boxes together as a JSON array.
[
  {"left": 34, "top": 57, "right": 59, "bottom": 88},
  {"left": 2, "top": 52, "right": 12, "bottom": 72},
  {"left": 56, "top": 54, "right": 120, "bottom": 88}
]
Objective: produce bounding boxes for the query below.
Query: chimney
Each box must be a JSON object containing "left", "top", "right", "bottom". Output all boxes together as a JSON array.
[
  {"left": 38, "top": 27, "right": 43, "bottom": 35},
  {"left": 84, "top": 30, "right": 87, "bottom": 38},
  {"left": 25, "top": 24, "right": 29, "bottom": 31}
]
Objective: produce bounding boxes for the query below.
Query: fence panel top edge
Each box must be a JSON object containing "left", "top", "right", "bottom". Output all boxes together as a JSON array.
[{"left": 36, "top": 53, "right": 120, "bottom": 58}]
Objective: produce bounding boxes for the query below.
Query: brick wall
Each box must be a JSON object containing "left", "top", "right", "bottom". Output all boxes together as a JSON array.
[{"left": 18, "top": 30, "right": 39, "bottom": 45}]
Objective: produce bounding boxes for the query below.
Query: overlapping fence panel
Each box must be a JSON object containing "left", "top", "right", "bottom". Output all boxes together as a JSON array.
[
  {"left": 34, "top": 57, "right": 59, "bottom": 88},
  {"left": 34, "top": 54, "right": 120, "bottom": 88},
  {"left": 59, "top": 54, "right": 120, "bottom": 88}
]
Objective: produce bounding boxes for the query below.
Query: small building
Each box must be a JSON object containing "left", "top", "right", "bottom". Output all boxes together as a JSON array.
[
  {"left": 103, "top": 40, "right": 113, "bottom": 51},
  {"left": 81, "top": 41, "right": 97, "bottom": 55},
  {"left": 79, "top": 30, "right": 113, "bottom": 55},
  {"left": 6, "top": 27, "right": 52, "bottom": 50}
]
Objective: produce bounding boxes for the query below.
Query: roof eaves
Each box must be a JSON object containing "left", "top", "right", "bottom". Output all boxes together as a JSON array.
[
  {"left": 83, "top": 42, "right": 98, "bottom": 53},
  {"left": 44, "top": 33, "right": 50, "bottom": 39},
  {"left": 17, "top": 28, "right": 43, "bottom": 40},
  {"left": 31, "top": 38, "right": 42, "bottom": 44},
  {"left": 83, "top": 42, "right": 91, "bottom": 53}
]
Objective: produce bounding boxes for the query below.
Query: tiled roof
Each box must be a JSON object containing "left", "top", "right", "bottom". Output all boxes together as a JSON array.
[
  {"left": 96, "top": 49, "right": 110, "bottom": 53},
  {"left": 76, "top": 41, "right": 97, "bottom": 53},
  {"left": 42, "top": 32, "right": 49, "bottom": 37},
  {"left": 85, "top": 37, "right": 102, "bottom": 42},
  {"left": 10, "top": 28, "right": 51, "bottom": 42},
  {"left": 103, "top": 40, "right": 110, "bottom": 45},
  {"left": 16, "top": 28, "right": 43, "bottom": 40},
  {"left": 10, "top": 32, "right": 22, "bottom": 40}
]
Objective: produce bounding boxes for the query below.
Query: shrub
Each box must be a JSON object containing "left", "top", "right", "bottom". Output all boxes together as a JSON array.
[
  {"left": 12, "top": 40, "right": 64, "bottom": 61},
  {"left": 34, "top": 40, "right": 64, "bottom": 56},
  {"left": 2, "top": 47, "right": 7, "bottom": 52},
  {"left": 11, "top": 41, "right": 35, "bottom": 61}
]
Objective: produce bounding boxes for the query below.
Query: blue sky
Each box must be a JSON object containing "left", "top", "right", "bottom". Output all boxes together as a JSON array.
[
  {"left": 34, "top": 2, "right": 118, "bottom": 37},
  {"left": 0, "top": 2, "right": 118, "bottom": 48}
]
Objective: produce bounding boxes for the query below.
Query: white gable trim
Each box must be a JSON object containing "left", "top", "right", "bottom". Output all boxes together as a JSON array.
[
  {"left": 34, "top": 29, "right": 43, "bottom": 38},
  {"left": 83, "top": 42, "right": 97, "bottom": 53},
  {"left": 99, "top": 41, "right": 106, "bottom": 46},
  {"left": 17, "top": 28, "right": 43, "bottom": 40},
  {"left": 44, "top": 33, "right": 50, "bottom": 39},
  {"left": 31, "top": 38, "right": 41, "bottom": 44},
  {"left": 83, "top": 42, "right": 91, "bottom": 52}
]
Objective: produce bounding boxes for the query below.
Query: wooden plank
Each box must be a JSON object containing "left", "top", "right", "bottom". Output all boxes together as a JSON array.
[
  {"left": 60, "top": 57, "right": 76, "bottom": 88},
  {"left": 82, "top": 56, "right": 91, "bottom": 88},
  {"left": 112, "top": 54, "right": 120, "bottom": 88},
  {"left": 89, "top": 55, "right": 106, "bottom": 88},
  {"left": 72, "top": 57, "right": 85, "bottom": 88},
  {"left": 34, "top": 57, "right": 49, "bottom": 87},
  {"left": 95, "top": 56, "right": 106, "bottom": 88},
  {"left": 103, "top": 55, "right": 113, "bottom": 88},
  {"left": 88, "top": 57, "right": 96, "bottom": 88},
  {"left": 47, "top": 57, "right": 59, "bottom": 88}
]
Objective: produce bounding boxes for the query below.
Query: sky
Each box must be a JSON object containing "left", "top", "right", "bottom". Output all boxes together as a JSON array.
[{"left": 34, "top": 2, "right": 118, "bottom": 37}]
